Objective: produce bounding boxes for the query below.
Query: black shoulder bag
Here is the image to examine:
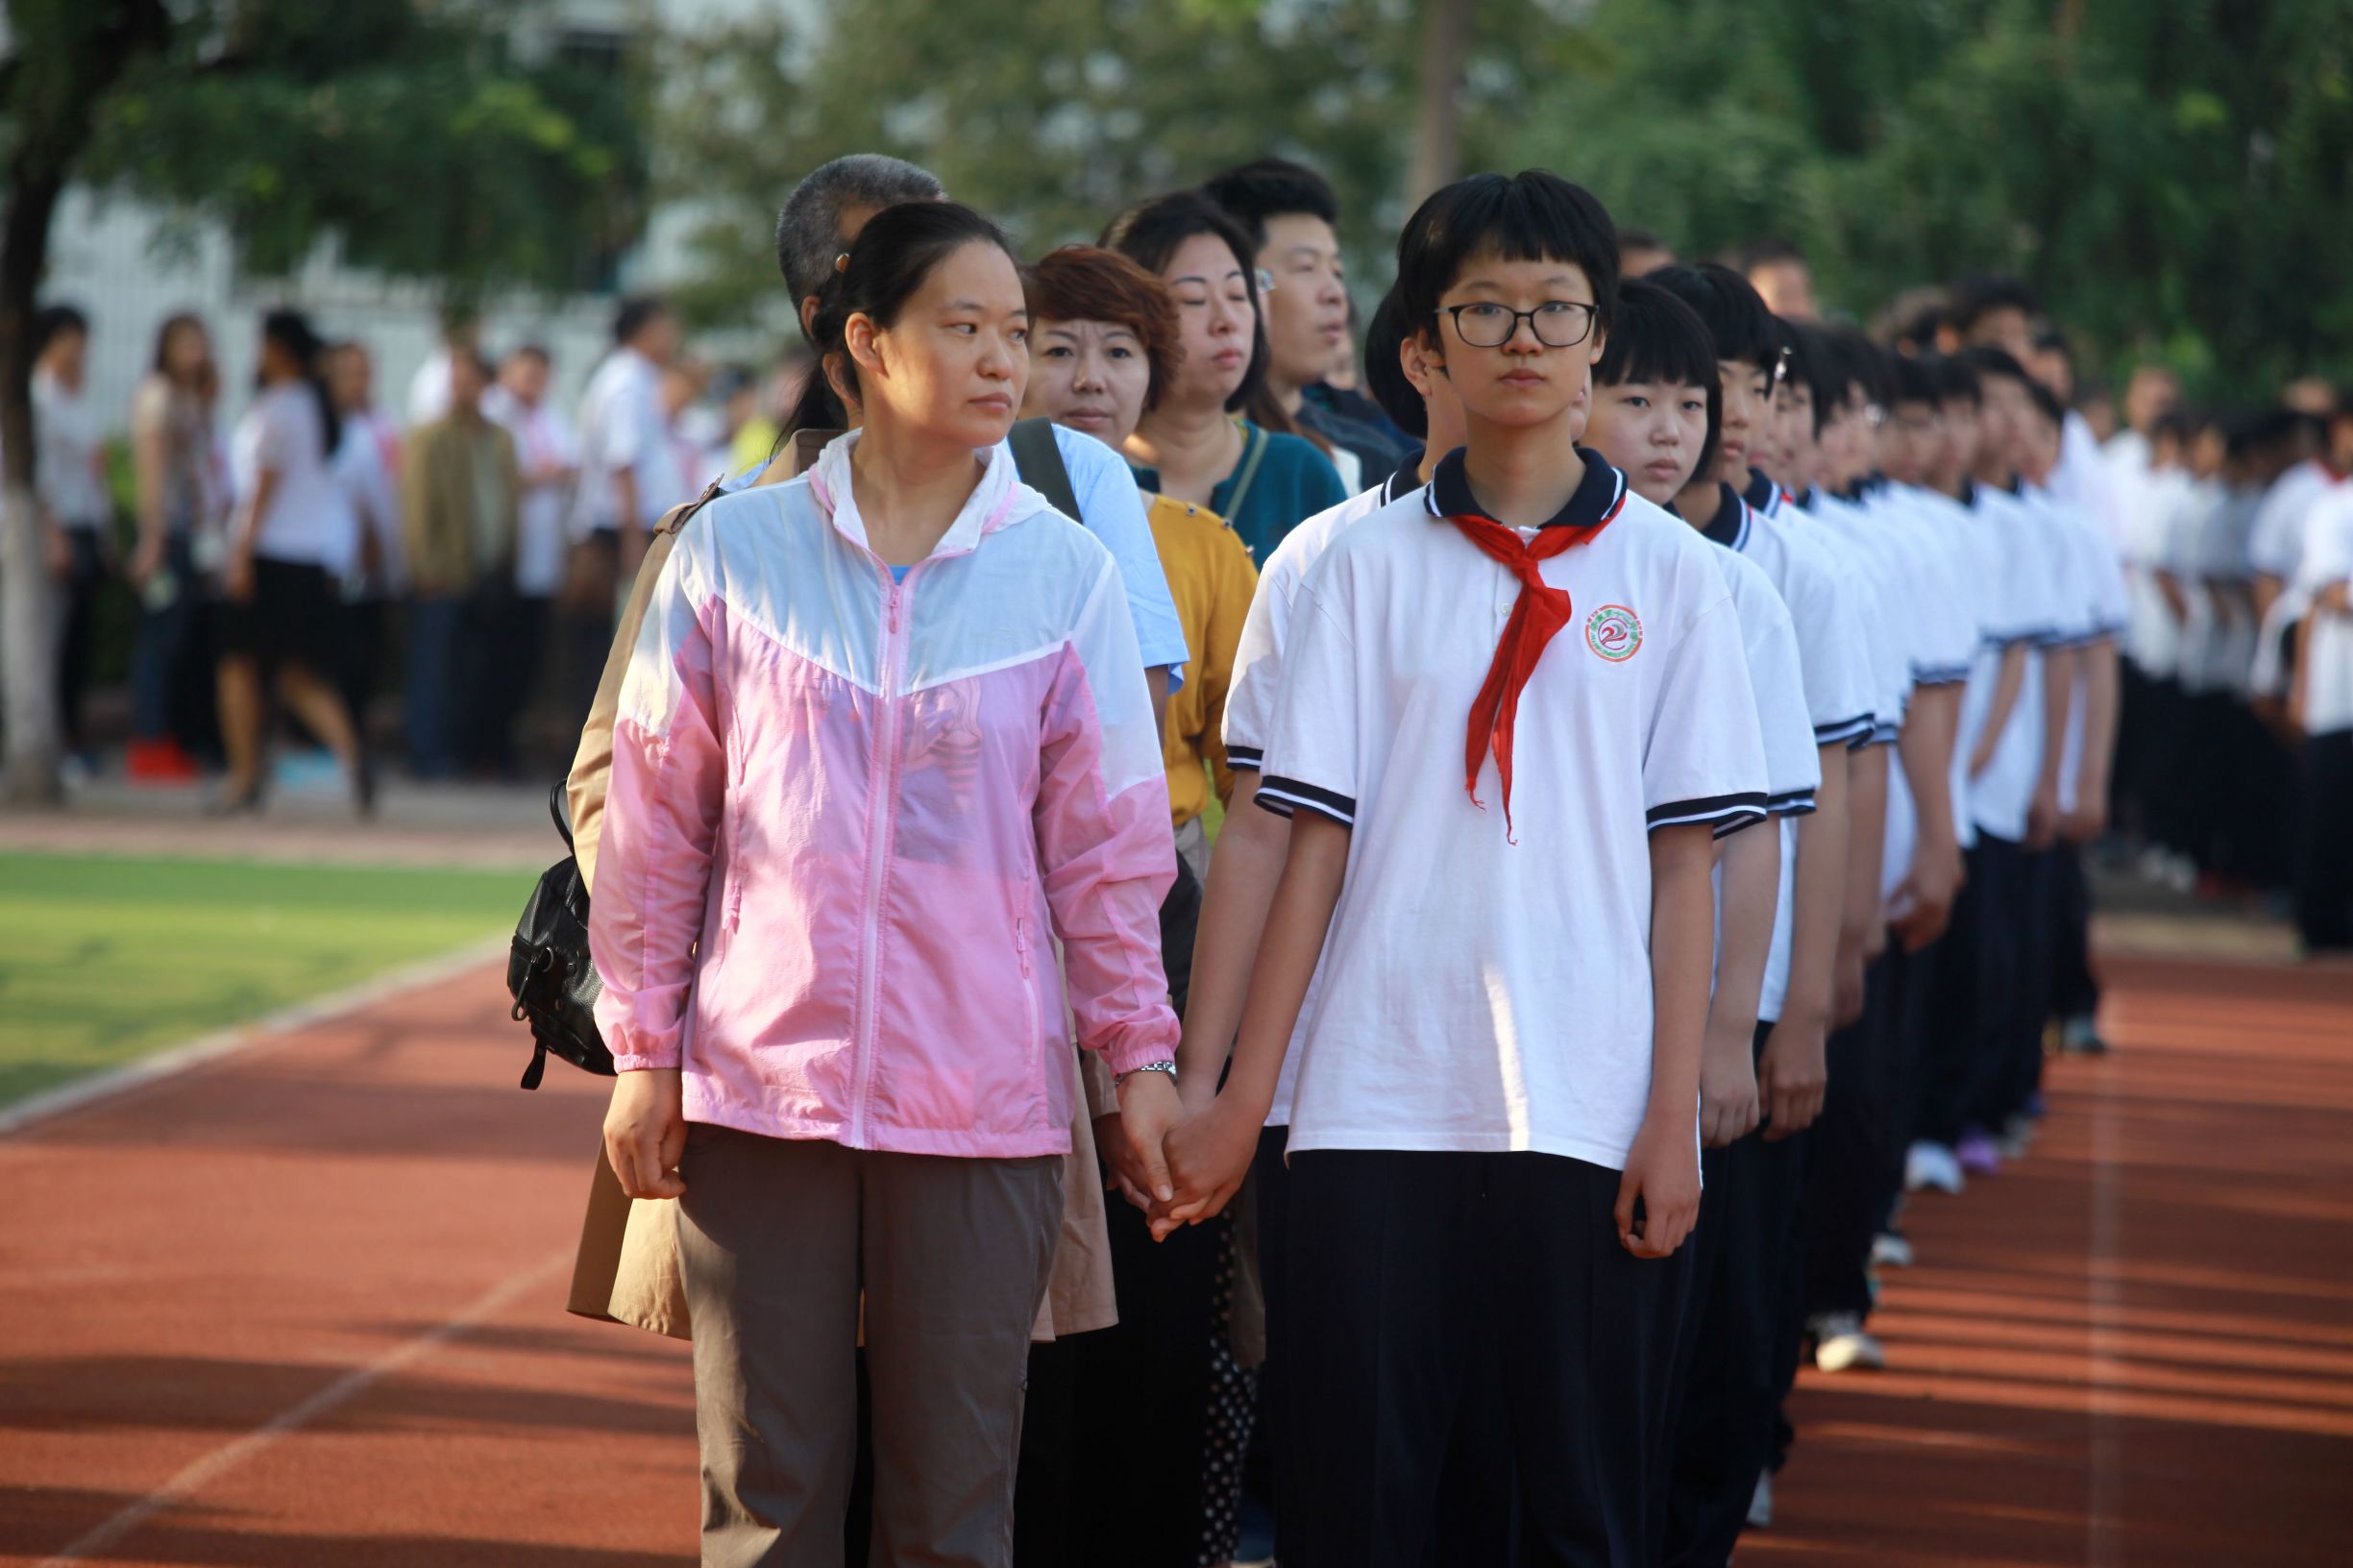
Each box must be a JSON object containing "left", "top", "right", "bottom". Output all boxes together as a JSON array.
[{"left": 507, "top": 783, "right": 614, "bottom": 1090}]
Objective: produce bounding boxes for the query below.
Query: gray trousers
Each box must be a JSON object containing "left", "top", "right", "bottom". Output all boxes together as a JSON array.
[{"left": 676, "top": 1126, "right": 1065, "bottom": 1568}]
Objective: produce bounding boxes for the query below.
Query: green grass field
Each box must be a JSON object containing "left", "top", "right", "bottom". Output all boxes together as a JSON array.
[{"left": 0, "top": 853, "right": 527, "bottom": 1109}]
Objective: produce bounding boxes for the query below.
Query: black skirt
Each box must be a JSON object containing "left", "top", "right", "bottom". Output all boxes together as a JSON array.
[{"left": 217, "top": 556, "right": 344, "bottom": 672}]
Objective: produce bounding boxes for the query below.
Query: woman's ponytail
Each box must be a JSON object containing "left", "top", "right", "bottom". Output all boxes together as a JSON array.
[{"left": 261, "top": 308, "right": 341, "bottom": 458}]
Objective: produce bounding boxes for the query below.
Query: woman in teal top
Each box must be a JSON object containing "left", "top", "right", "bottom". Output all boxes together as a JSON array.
[{"left": 1105, "top": 191, "right": 1349, "bottom": 566}]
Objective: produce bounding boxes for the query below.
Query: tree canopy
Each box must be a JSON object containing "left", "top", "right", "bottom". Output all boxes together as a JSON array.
[{"left": 662, "top": 0, "right": 2353, "bottom": 399}]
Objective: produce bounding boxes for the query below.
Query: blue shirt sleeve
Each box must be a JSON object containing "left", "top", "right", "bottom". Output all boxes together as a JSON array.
[{"left": 1053, "top": 424, "right": 1191, "bottom": 687}]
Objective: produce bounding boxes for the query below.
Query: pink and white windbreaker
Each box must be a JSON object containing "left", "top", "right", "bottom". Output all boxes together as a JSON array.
[{"left": 590, "top": 432, "right": 1179, "bottom": 1158}]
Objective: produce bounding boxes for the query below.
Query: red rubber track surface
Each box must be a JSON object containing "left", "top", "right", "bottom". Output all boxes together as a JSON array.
[{"left": 3, "top": 951, "right": 2348, "bottom": 1564}]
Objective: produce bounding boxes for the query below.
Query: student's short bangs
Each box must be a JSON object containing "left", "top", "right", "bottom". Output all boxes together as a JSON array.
[
  {"left": 1394, "top": 170, "right": 1619, "bottom": 343},
  {"left": 1595, "top": 279, "right": 1715, "bottom": 393},
  {"left": 1888, "top": 352, "right": 1938, "bottom": 407},
  {"left": 1930, "top": 355, "right": 1982, "bottom": 405},
  {"left": 1786, "top": 325, "right": 1847, "bottom": 430},
  {"left": 1647, "top": 263, "right": 1777, "bottom": 372}
]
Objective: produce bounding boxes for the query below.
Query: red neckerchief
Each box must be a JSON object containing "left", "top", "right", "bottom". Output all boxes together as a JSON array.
[{"left": 1446, "top": 506, "right": 1618, "bottom": 841}]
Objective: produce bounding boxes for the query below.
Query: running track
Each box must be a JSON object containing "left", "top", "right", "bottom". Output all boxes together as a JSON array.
[{"left": 3, "top": 950, "right": 2348, "bottom": 1565}]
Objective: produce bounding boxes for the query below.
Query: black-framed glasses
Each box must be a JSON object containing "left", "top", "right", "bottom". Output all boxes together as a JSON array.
[{"left": 1435, "top": 301, "right": 1598, "bottom": 349}]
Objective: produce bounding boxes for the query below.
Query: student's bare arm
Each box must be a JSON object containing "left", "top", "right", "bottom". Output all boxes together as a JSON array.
[
  {"left": 1622, "top": 821, "right": 1712, "bottom": 1258},
  {"left": 1893, "top": 684, "right": 1964, "bottom": 948},
  {"left": 2028, "top": 645, "right": 2077, "bottom": 848},
  {"left": 1971, "top": 643, "right": 2029, "bottom": 777},
  {"left": 1760, "top": 744, "right": 1846, "bottom": 1141},
  {"left": 1700, "top": 821, "right": 1775, "bottom": 1149},
  {"left": 1838, "top": 744, "right": 1890, "bottom": 1022},
  {"left": 1157, "top": 811, "right": 1347, "bottom": 1238},
  {"left": 2066, "top": 638, "right": 2120, "bottom": 841},
  {"left": 2154, "top": 568, "right": 2190, "bottom": 625},
  {"left": 1171, "top": 792, "right": 1291, "bottom": 1115}
]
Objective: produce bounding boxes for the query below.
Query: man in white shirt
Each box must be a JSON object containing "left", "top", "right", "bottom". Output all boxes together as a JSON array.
[
  {"left": 404, "top": 307, "right": 478, "bottom": 429},
  {"left": 30, "top": 304, "right": 109, "bottom": 767},
  {"left": 481, "top": 343, "right": 575, "bottom": 773},
  {"left": 325, "top": 340, "right": 404, "bottom": 748},
  {"left": 561, "top": 295, "right": 686, "bottom": 726}
]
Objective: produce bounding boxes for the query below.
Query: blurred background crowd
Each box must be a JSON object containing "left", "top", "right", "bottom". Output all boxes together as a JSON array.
[{"left": 14, "top": 291, "right": 810, "bottom": 796}]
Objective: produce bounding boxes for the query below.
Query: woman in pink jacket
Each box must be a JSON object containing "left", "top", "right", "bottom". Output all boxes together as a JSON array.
[{"left": 593, "top": 201, "right": 1184, "bottom": 1567}]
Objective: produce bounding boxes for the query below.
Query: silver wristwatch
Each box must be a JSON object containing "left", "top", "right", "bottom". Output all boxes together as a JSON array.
[{"left": 1115, "top": 1060, "right": 1178, "bottom": 1087}]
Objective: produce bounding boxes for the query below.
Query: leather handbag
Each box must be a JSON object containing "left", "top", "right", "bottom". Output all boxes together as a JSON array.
[{"left": 506, "top": 783, "right": 614, "bottom": 1089}]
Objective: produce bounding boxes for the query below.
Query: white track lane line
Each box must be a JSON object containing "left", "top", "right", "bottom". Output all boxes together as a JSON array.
[
  {"left": 0, "top": 936, "right": 508, "bottom": 1139},
  {"left": 37, "top": 1250, "right": 569, "bottom": 1566},
  {"left": 2085, "top": 1065, "right": 2123, "bottom": 1568}
]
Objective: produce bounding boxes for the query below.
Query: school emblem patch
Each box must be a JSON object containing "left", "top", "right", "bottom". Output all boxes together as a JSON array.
[{"left": 1585, "top": 604, "right": 1642, "bottom": 662}]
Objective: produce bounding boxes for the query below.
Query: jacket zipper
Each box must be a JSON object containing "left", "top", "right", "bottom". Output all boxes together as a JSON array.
[
  {"left": 1016, "top": 916, "right": 1042, "bottom": 1083},
  {"left": 850, "top": 564, "right": 912, "bottom": 1147}
]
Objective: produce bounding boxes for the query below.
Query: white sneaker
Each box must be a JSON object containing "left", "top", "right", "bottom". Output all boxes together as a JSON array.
[
  {"left": 1871, "top": 1232, "right": 1916, "bottom": 1269},
  {"left": 1747, "top": 1469, "right": 1774, "bottom": 1529},
  {"left": 1904, "top": 1140, "right": 1966, "bottom": 1195},
  {"left": 1811, "top": 1311, "right": 1888, "bottom": 1372}
]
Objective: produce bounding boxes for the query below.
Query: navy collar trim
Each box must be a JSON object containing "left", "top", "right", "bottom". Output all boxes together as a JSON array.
[
  {"left": 1697, "top": 482, "right": 1751, "bottom": 551},
  {"left": 1381, "top": 452, "right": 1428, "bottom": 506},
  {"left": 1742, "top": 467, "right": 1780, "bottom": 515},
  {"left": 1422, "top": 446, "right": 1628, "bottom": 531}
]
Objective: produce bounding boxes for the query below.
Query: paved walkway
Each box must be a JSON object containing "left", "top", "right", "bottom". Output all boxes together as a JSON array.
[{"left": 2, "top": 940, "right": 2347, "bottom": 1564}]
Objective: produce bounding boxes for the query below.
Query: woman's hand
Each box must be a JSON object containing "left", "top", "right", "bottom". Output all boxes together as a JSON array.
[
  {"left": 1616, "top": 1112, "right": 1701, "bottom": 1259},
  {"left": 1113, "top": 1068, "right": 1182, "bottom": 1211},
  {"left": 1094, "top": 1112, "right": 1153, "bottom": 1212},
  {"left": 224, "top": 551, "right": 257, "bottom": 603},
  {"left": 1156, "top": 1091, "right": 1261, "bottom": 1240},
  {"left": 603, "top": 1067, "right": 687, "bottom": 1200}
]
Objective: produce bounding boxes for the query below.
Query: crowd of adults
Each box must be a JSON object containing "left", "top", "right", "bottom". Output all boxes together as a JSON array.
[{"left": 17, "top": 295, "right": 805, "bottom": 805}]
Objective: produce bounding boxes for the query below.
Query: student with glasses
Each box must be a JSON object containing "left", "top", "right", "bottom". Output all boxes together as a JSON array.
[{"left": 1158, "top": 171, "right": 1770, "bottom": 1568}]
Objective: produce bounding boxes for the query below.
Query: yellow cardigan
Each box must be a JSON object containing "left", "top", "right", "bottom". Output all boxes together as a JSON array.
[{"left": 1145, "top": 492, "right": 1259, "bottom": 828}]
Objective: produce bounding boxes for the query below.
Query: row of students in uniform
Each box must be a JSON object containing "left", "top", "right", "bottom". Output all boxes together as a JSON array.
[
  {"left": 2107, "top": 393, "right": 2353, "bottom": 950},
  {"left": 579, "top": 152, "right": 2162, "bottom": 1568}
]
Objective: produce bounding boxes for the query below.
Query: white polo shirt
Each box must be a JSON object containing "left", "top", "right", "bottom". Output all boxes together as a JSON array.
[
  {"left": 1223, "top": 459, "right": 1427, "bottom": 1129},
  {"left": 1782, "top": 489, "right": 1916, "bottom": 743},
  {"left": 1688, "top": 486, "right": 1876, "bottom": 1018},
  {"left": 2299, "top": 488, "right": 2353, "bottom": 739},
  {"left": 1960, "top": 481, "right": 2082, "bottom": 843},
  {"left": 2033, "top": 484, "right": 2130, "bottom": 814},
  {"left": 1705, "top": 540, "right": 1820, "bottom": 1027},
  {"left": 570, "top": 346, "right": 686, "bottom": 539},
  {"left": 1691, "top": 484, "right": 1879, "bottom": 749},
  {"left": 2249, "top": 458, "right": 2337, "bottom": 585},
  {"left": 1257, "top": 450, "right": 1769, "bottom": 1166}
]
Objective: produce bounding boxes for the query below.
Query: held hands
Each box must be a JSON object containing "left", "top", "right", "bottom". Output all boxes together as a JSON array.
[
  {"left": 604, "top": 1067, "right": 688, "bottom": 1200},
  {"left": 1112, "top": 1069, "right": 1183, "bottom": 1213},
  {"left": 1153, "top": 1091, "right": 1260, "bottom": 1241},
  {"left": 1616, "top": 1112, "right": 1701, "bottom": 1258}
]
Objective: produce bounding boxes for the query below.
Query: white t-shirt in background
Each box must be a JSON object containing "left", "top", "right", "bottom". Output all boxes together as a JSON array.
[{"left": 233, "top": 384, "right": 356, "bottom": 572}]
